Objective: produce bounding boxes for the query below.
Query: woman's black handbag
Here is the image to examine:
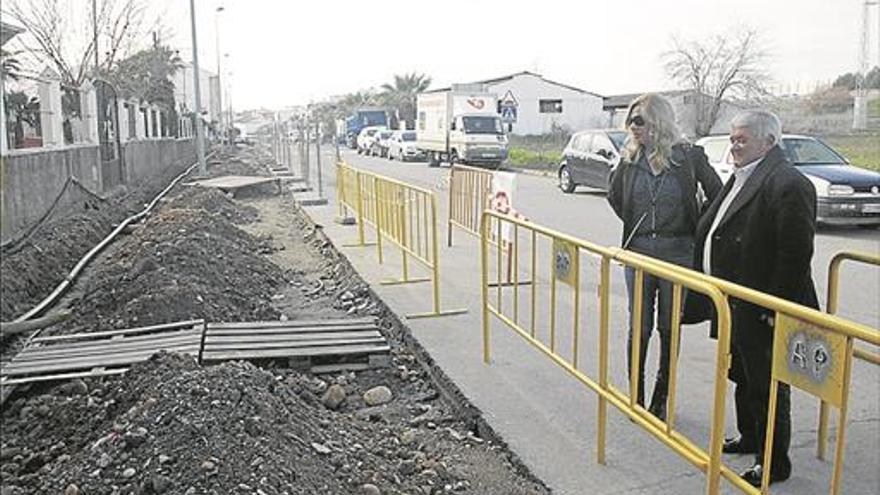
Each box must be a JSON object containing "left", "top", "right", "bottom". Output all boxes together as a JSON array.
[{"left": 681, "top": 290, "right": 712, "bottom": 325}]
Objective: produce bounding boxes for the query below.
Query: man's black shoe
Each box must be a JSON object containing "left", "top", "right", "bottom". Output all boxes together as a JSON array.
[
  {"left": 740, "top": 463, "right": 791, "bottom": 487},
  {"left": 722, "top": 436, "right": 757, "bottom": 454}
]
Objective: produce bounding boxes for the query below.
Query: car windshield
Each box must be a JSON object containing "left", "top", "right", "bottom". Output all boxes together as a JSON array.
[
  {"left": 366, "top": 129, "right": 378, "bottom": 136},
  {"left": 462, "top": 116, "right": 502, "bottom": 134},
  {"left": 607, "top": 131, "right": 627, "bottom": 151},
  {"left": 781, "top": 138, "right": 846, "bottom": 165},
  {"left": 380, "top": 132, "right": 393, "bottom": 139},
  {"left": 402, "top": 132, "right": 416, "bottom": 141}
]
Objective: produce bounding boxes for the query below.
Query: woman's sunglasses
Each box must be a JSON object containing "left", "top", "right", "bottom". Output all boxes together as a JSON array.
[{"left": 626, "top": 115, "right": 646, "bottom": 127}]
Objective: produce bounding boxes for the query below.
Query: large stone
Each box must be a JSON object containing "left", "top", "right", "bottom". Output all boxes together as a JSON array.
[
  {"left": 363, "top": 386, "right": 392, "bottom": 406},
  {"left": 361, "top": 484, "right": 381, "bottom": 495},
  {"left": 321, "top": 385, "right": 346, "bottom": 410}
]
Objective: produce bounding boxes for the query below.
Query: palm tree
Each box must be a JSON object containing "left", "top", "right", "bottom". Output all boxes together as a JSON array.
[{"left": 380, "top": 72, "right": 431, "bottom": 129}]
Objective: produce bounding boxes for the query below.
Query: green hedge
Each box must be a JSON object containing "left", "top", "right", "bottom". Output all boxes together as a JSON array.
[
  {"left": 507, "top": 147, "right": 562, "bottom": 169},
  {"left": 823, "top": 134, "right": 880, "bottom": 171}
]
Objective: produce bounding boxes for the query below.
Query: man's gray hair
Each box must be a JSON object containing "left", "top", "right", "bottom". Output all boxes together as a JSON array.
[{"left": 731, "top": 110, "right": 782, "bottom": 145}]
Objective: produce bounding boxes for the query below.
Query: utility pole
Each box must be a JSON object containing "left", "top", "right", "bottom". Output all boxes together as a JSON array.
[
  {"left": 315, "top": 119, "right": 323, "bottom": 198},
  {"left": 189, "top": 0, "right": 207, "bottom": 175},
  {"left": 92, "top": 0, "right": 99, "bottom": 75},
  {"left": 215, "top": 6, "right": 224, "bottom": 143}
]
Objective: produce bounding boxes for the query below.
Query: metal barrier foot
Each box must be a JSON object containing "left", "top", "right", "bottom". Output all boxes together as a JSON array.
[
  {"left": 406, "top": 308, "right": 469, "bottom": 319},
  {"left": 380, "top": 277, "right": 431, "bottom": 286},
  {"left": 487, "top": 280, "right": 534, "bottom": 288}
]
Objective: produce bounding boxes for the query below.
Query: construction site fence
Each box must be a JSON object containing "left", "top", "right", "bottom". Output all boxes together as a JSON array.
[
  {"left": 335, "top": 161, "right": 466, "bottom": 319},
  {"left": 479, "top": 209, "right": 879, "bottom": 495},
  {"left": 816, "top": 250, "right": 880, "bottom": 461}
]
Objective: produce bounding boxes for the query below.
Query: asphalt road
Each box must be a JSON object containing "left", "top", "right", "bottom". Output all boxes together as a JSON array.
[
  {"left": 301, "top": 147, "right": 879, "bottom": 494},
  {"left": 340, "top": 150, "right": 879, "bottom": 328}
]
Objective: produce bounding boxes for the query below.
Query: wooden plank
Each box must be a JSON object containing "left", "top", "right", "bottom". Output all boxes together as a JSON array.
[
  {"left": 13, "top": 333, "right": 201, "bottom": 362},
  {"left": 1, "top": 345, "right": 200, "bottom": 377},
  {"left": 32, "top": 320, "right": 204, "bottom": 343},
  {"left": 202, "top": 343, "right": 390, "bottom": 362},
  {"left": 203, "top": 336, "right": 386, "bottom": 352},
  {"left": 206, "top": 318, "right": 375, "bottom": 330},
  {"left": 20, "top": 330, "right": 201, "bottom": 354},
  {"left": 0, "top": 368, "right": 129, "bottom": 386},
  {"left": 204, "top": 325, "right": 381, "bottom": 337},
  {"left": 203, "top": 330, "right": 382, "bottom": 345}
]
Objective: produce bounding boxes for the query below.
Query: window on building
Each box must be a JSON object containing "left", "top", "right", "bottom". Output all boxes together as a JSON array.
[{"left": 539, "top": 99, "right": 563, "bottom": 113}]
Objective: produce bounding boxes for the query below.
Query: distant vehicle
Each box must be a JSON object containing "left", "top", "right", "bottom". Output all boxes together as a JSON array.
[
  {"left": 370, "top": 130, "right": 395, "bottom": 157},
  {"left": 356, "top": 126, "right": 385, "bottom": 154},
  {"left": 557, "top": 129, "right": 627, "bottom": 193},
  {"left": 416, "top": 87, "right": 508, "bottom": 168},
  {"left": 695, "top": 134, "right": 880, "bottom": 227},
  {"left": 387, "top": 131, "right": 424, "bottom": 162},
  {"left": 346, "top": 108, "right": 388, "bottom": 148}
]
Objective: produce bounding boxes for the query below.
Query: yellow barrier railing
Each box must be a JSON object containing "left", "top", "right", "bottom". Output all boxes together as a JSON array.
[
  {"left": 335, "top": 162, "right": 466, "bottom": 319},
  {"left": 817, "top": 250, "right": 880, "bottom": 461},
  {"left": 480, "top": 210, "right": 879, "bottom": 495},
  {"left": 447, "top": 164, "right": 493, "bottom": 245}
]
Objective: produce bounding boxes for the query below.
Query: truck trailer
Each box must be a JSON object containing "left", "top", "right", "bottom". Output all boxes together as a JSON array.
[
  {"left": 416, "top": 85, "right": 508, "bottom": 168},
  {"left": 344, "top": 108, "right": 388, "bottom": 148}
]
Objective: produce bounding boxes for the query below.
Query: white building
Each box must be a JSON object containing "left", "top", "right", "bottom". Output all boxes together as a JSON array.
[
  {"left": 173, "top": 63, "right": 222, "bottom": 123},
  {"left": 434, "top": 71, "right": 607, "bottom": 136}
]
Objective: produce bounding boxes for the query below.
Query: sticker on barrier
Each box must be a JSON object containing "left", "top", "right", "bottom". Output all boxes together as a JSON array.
[
  {"left": 552, "top": 239, "right": 578, "bottom": 288},
  {"left": 773, "top": 313, "right": 848, "bottom": 407}
]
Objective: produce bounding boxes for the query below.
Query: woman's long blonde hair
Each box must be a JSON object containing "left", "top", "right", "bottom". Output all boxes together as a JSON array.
[{"left": 622, "top": 93, "right": 683, "bottom": 170}]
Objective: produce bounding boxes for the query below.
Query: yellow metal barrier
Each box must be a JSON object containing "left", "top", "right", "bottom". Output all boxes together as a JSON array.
[
  {"left": 447, "top": 164, "right": 493, "bottom": 245},
  {"left": 480, "top": 210, "right": 879, "bottom": 495},
  {"left": 480, "top": 210, "right": 740, "bottom": 494},
  {"left": 335, "top": 162, "right": 466, "bottom": 319},
  {"left": 816, "top": 250, "right": 880, "bottom": 461}
]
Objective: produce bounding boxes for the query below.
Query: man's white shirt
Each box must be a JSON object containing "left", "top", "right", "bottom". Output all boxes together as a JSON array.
[{"left": 702, "top": 156, "right": 763, "bottom": 275}]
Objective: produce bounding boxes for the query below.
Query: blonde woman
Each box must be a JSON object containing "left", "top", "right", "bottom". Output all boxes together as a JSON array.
[{"left": 607, "top": 93, "right": 722, "bottom": 420}]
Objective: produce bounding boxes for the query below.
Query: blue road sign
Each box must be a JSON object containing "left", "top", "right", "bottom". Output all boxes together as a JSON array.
[{"left": 500, "top": 104, "right": 517, "bottom": 123}]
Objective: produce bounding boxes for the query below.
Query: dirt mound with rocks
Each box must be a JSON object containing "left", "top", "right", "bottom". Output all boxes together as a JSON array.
[
  {"left": 57, "top": 205, "right": 286, "bottom": 333},
  {"left": 165, "top": 187, "right": 260, "bottom": 224},
  {"left": 2, "top": 352, "right": 544, "bottom": 495}
]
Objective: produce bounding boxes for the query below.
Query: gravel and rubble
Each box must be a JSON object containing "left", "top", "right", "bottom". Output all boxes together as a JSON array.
[{"left": 0, "top": 146, "right": 549, "bottom": 495}]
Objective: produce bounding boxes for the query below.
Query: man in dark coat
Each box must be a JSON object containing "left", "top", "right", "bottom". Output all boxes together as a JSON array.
[{"left": 694, "top": 110, "right": 818, "bottom": 487}]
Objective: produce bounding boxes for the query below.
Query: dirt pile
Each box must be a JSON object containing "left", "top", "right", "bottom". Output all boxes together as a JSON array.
[
  {"left": 59, "top": 195, "right": 287, "bottom": 333},
  {"left": 1, "top": 352, "right": 543, "bottom": 495}
]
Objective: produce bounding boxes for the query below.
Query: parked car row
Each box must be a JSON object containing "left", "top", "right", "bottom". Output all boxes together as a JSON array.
[
  {"left": 555, "top": 129, "right": 879, "bottom": 227},
  {"left": 355, "top": 127, "right": 426, "bottom": 162}
]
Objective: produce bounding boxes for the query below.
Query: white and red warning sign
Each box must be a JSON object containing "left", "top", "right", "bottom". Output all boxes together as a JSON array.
[{"left": 488, "top": 171, "right": 526, "bottom": 243}]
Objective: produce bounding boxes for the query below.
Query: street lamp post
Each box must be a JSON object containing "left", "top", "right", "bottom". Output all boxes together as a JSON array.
[
  {"left": 215, "top": 6, "right": 224, "bottom": 142},
  {"left": 188, "top": 0, "right": 207, "bottom": 175}
]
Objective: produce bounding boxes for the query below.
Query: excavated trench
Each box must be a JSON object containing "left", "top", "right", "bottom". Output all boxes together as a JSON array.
[{"left": 0, "top": 146, "right": 549, "bottom": 495}]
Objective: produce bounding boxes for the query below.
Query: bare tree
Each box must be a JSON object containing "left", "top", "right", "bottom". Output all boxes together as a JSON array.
[
  {"left": 663, "top": 29, "right": 771, "bottom": 136},
  {"left": 3, "top": 0, "right": 160, "bottom": 87}
]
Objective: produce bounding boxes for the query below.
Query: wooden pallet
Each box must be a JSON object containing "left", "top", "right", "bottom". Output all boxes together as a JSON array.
[
  {"left": 0, "top": 320, "right": 205, "bottom": 386},
  {"left": 201, "top": 318, "right": 390, "bottom": 372}
]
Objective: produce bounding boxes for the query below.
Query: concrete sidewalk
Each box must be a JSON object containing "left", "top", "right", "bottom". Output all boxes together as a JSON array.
[{"left": 292, "top": 150, "right": 879, "bottom": 495}]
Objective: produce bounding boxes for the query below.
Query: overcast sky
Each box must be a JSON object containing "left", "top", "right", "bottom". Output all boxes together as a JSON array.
[{"left": 152, "top": 0, "right": 877, "bottom": 109}]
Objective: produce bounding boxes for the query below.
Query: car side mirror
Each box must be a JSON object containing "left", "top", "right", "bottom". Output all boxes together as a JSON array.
[{"left": 597, "top": 149, "right": 610, "bottom": 159}]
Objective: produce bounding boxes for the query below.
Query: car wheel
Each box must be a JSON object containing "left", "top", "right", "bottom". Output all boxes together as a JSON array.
[
  {"left": 559, "top": 166, "right": 576, "bottom": 193},
  {"left": 399, "top": 150, "right": 405, "bottom": 162},
  {"left": 449, "top": 150, "right": 458, "bottom": 166},
  {"left": 429, "top": 152, "right": 440, "bottom": 167}
]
